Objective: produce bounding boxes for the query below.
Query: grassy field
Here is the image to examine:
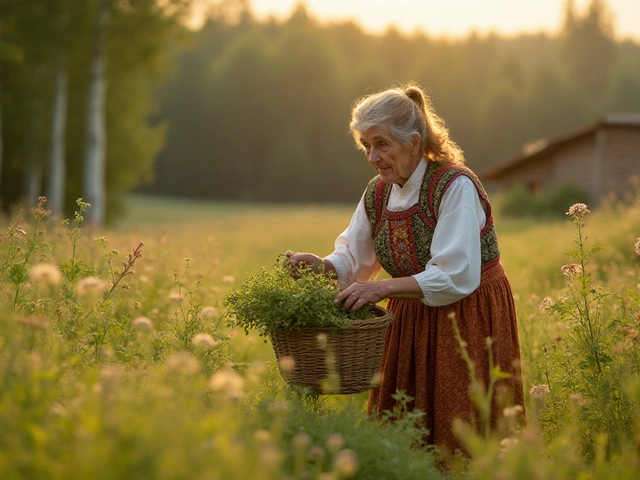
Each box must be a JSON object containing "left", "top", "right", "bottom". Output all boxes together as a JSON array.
[{"left": 2, "top": 193, "right": 640, "bottom": 479}]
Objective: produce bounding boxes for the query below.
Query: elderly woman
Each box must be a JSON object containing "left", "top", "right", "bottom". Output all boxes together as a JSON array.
[{"left": 286, "top": 83, "right": 525, "bottom": 456}]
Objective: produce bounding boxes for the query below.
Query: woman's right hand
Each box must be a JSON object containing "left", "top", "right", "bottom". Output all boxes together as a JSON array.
[{"left": 284, "top": 250, "right": 331, "bottom": 279}]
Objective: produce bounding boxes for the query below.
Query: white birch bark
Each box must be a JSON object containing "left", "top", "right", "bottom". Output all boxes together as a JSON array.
[
  {"left": 47, "top": 63, "right": 68, "bottom": 216},
  {"left": 83, "top": 0, "right": 110, "bottom": 226}
]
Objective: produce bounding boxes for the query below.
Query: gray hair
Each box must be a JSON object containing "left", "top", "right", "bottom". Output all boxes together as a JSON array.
[
  {"left": 349, "top": 84, "right": 465, "bottom": 164},
  {"left": 349, "top": 86, "right": 428, "bottom": 151}
]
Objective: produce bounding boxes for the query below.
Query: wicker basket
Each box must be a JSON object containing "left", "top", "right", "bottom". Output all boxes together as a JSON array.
[{"left": 269, "top": 305, "right": 393, "bottom": 394}]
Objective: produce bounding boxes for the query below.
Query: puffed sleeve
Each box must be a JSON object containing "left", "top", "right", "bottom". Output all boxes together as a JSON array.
[
  {"left": 411, "top": 175, "right": 486, "bottom": 306},
  {"left": 323, "top": 193, "right": 382, "bottom": 290}
]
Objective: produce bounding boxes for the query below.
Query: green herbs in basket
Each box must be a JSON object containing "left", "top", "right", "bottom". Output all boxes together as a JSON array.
[{"left": 223, "top": 256, "right": 376, "bottom": 337}]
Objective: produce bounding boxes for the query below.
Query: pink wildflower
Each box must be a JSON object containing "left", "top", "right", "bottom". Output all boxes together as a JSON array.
[
  {"left": 566, "top": 203, "right": 590, "bottom": 219},
  {"left": 561, "top": 263, "right": 582, "bottom": 277}
]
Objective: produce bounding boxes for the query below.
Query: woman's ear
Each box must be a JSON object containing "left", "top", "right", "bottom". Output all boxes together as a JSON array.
[{"left": 411, "top": 134, "right": 421, "bottom": 155}]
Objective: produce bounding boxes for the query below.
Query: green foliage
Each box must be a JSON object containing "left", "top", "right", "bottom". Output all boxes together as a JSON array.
[
  {"left": 533, "top": 205, "right": 640, "bottom": 461},
  {"left": 4, "top": 194, "right": 640, "bottom": 478},
  {"left": 223, "top": 256, "right": 376, "bottom": 337},
  {"left": 498, "top": 183, "right": 591, "bottom": 219}
]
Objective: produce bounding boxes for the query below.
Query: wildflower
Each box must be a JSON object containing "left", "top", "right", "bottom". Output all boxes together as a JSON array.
[
  {"left": 134, "top": 301, "right": 142, "bottom": 309},
  {"left": 166, "top": 352, "right": 201, "bottom": 375},
  {"left": 325, "top": 433, "right": 345, "bottom": 452},
  {"left": 76, "top": 276, "right": 107, "bottom": 296},
  {"left": 566, "top": 203, "right": 590, "bottom": 219},
  {"left": 317, "top": 333, "right": 328, "bottom": 348},
  {"left": 268, "top": 401, "right": 290, "bottom": 415},
  {"left": 222, "top": 275, "right": 236, "bottom": 284},
  {"left": 12, "top": 228, "right": 27, "bottom": 239},
  {"left": 201, "top": 306, "right": 218, "bottom": 318},
  {"left": 209, "top": 369, "right": 245, "bottom": 396},
  {"left": 259, "top": 445, "right": 284, "bottom": 469},
  {"left": 499, "top": 437, "right": 520, "bottom": 458},
  {"left": 369, "top": 371, "right": 382, "bottom": 387},
  {"left": 192, "top": 332, "right": 218, "bottom": 348},
  {"left": 18, "top": 316, "right": 50, "bottom": 330},
  {"left": 278, "top": 355, "right": 296, "bottom": 373},
  {"left": 621, "top": 326, "right": 639, "bottom": 339},
  {"left": 168, "top": 291, "right": 182, "bottom": 302},
  {"left": 29, "top": 263, "right": 62, "bottom": 286},
  {"left": 292, "top": 432, "right": 312, "bottom": 450},
  {"left": 529, "top": 384, "right": 550, "bottom": 398},
  {"left": 309, "top": 446, "right": 326, "bottom": 462},
  {"left": 503, "top": 405, "right": 524, "bottom": 419},
  {"left": 133, "top": 316, "right": 154, "bottom": 331},
  {"left": 254, "top": 430, "right": 271, "bottom": 443},
  {"left": 569, "top": 393, "right": 590, "bottom": 406},
  {"left": 635, "top": 238, "right": 640, "bottom": 256},
  {"left": 333, "top": 449, "right": 359, "bottom": 477},
  {"left": 539, "top": 297, "right": 553, "bottom": 312},
  {"left": 50, "top": 403, "right": 67, "bottom": 417},
  {"left": 561, "top": 263, "right": 582, "bottom": 277}
]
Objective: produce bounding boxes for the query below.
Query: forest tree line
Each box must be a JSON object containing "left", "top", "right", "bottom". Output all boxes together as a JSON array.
[
  {"left": 148, "top": 0, "right": 640, "bottom": 204},
  {"left": 1, "top": 0, "right": 640, "bottom": 220}
]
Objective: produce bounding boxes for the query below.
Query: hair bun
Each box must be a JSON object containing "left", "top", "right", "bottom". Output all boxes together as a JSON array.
[{"left": 404, "top": 86, "right": 425, "bottom": 109}]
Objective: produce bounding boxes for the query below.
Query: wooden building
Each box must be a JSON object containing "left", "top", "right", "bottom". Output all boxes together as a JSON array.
[{"left": 480, "top": 113, "right": 640, "bottom": 205}]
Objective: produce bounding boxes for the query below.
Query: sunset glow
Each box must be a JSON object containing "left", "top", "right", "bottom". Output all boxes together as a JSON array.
[{"left": 248, "top": 0, "right": 640, "bottom": 40}]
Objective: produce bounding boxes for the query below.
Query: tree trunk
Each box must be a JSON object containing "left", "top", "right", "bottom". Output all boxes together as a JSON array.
[
  {"left": 83, "top": 0, "right": 110, "bottom": 226},
  {"left": 47, "top": 62, "right": 68, "bottom": 216},
  {"left": 0, "top": 63, "right": 3, "bottom": 191}
]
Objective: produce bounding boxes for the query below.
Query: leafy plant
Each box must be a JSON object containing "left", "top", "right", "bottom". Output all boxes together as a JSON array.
[{"left": 223, "top": 255, "right": 377, "bottom": 337}]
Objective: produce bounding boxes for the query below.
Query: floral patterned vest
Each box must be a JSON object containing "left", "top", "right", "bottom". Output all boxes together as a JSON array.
[{"left": 363, "top": 161, "right": 501, "bottom": 278}]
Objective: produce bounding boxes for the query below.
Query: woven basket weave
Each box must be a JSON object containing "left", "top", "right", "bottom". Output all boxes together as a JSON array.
[{"left": 270, "top": 305, "right": 393, "bottom": 394}]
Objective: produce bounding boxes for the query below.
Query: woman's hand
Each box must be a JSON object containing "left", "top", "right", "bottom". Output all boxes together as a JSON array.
[
  {"left": 334, "top": 281, "right": 385, "bottom": 312},
  {"left": 284, "top": 250, "right": 335, "bottom": 279}
]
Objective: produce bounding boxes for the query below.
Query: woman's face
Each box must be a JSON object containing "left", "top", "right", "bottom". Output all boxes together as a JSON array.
[{"left": 359, "top": 124, "right": 421, "bottom": 186}]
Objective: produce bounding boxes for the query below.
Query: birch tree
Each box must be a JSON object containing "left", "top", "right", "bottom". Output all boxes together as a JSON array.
[
  {"left": 46, "top": 1, "right": 72, "bottom": 217},
  {"left": 83, "top": 0, "right": 110, "bottom": 226},
  {"left": 47, "top": 61, "right": 68, "bottom": 216}
]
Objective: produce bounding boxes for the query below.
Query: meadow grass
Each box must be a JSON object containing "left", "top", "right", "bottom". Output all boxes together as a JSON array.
[{"left": 1, "top": 193, "right": 640, "bottom": 479}]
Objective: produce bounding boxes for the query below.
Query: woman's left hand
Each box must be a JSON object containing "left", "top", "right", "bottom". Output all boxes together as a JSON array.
[{"left": 334, "top": 281, "right": 384, "bottom": 312}]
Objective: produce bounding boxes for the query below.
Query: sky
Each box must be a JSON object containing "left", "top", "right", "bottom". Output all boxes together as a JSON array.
[{"left": 247, "top": 0, "right": 640, "bottom": 40}]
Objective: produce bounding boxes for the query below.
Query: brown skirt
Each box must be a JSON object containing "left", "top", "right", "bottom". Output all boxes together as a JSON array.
[{"left": 367, "top": 261, "right": 525, "bottom": 456}]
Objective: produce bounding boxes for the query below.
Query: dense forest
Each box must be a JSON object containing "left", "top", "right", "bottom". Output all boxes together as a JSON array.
[
  {"left": 1, "top": 0, "right": 640, "bottom": 219},
  {"left": 148, "top": 0, "right": 640, "bottom": 203}
]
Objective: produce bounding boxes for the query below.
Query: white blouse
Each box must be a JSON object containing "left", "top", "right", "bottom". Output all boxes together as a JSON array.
[{"left": 324, "top": 158, "right": 487, "bottom": 307}]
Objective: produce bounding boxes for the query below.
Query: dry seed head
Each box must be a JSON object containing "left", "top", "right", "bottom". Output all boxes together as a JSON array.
[
  {"left": 29, "top": 263, "right": 62, "bottom": 286},
  {"left": 133, "top": 316, "right": 154, "bottom": 331},
  {"left": 503, "top": 404, "right": 524, "bottom": 419},
  {"left": 166, "top": 352, "right": 200, "bottom": 375},
  {"left": 333, "top": 449, "right": 359, "bottom": 477},
  {"left": 635, "top": 238, "right": 640, "bottom": 256},
  {"left": 201, "top": 306, "right": 219, "bottom": 318},
  {"left": 278, "top": 355, "right": 295, "bottom": 373},
  {"left": 76, "top": 276, "right": 107, "bottom": 296},
  {"left": 325, "top": 433, "right": 345, "bottom": 452},
  {"left": 208, "top": 369, "right": 245, "bottom": 396},
  {"left": 292, "top": 432, "right": 312, "bottom": 450},
  {"left": 192, "top": 333, "right": 218, "bottom": 348}
]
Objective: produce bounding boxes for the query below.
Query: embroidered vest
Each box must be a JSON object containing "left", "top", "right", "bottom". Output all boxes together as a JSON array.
[{"left": 364, "top": 161, "right": 501, "bottom": 278}]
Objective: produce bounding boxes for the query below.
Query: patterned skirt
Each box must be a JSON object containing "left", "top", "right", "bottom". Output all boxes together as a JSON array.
[{"left": 367, "top": 262, "right": 525, "bottom": 456}]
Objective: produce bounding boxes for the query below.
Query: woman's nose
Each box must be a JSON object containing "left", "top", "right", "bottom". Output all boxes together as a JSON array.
[{"left": 366, "top": 147, "right": 379, "bottom": 164}]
